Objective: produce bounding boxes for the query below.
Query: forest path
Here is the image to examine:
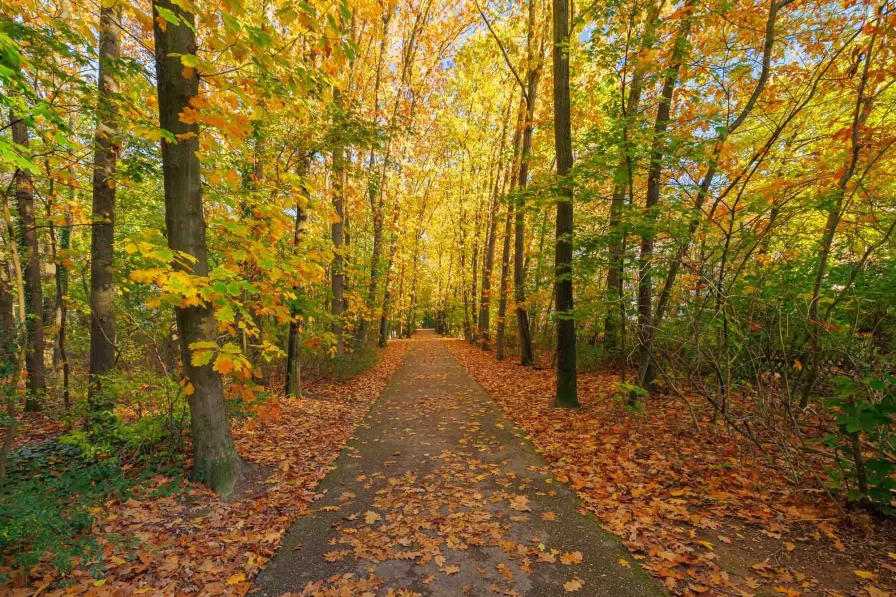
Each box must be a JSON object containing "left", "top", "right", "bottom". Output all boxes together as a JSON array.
[{"left": 253, "top": 330, "right": 661, "bottom": 596}]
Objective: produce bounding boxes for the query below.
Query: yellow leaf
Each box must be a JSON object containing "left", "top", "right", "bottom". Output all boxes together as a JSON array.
[
  {"left": 364, "top": 511, "right": 381, "bottom": 525},
  {"left": 226, "top": 572, "right": 245, "bottom": 585},
  {"left": 184, "top": 382, "right": 195, "bottom": 396},
  {"left": 618, "top": 558, "right": 631, "bottom": 568},
  {"left": 854, "top": 570, "right": 878, "bottom": 580}
]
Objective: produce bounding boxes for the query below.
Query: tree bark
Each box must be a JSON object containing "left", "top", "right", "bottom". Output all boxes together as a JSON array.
[
  {"left": 0, "top": 255, "right": 17, "bottom": 477},
  {"left": 154, "top": 0, "right": 244, "bottom": 495},
  {"left": 496, "top": 199, "right": 514, "bottom": 361},
  {"left": 1, "top": 180, "right": 27, "bottom": 477},
  {"left": 633, "top": 5, "right": 693, "bottom": 397},
  {"left": 88, "top": 4, "right": 121, "bottom": 430},
  {"left": 513, "top": 0, "right": 540, "bottom": 367},
  {"left": 479, "top": 97, "right": 513, "bottom": 350},
  {"left": 331, "top": 132, "right": 346, "bottom": 357},
  {"left": 603, "top": 0, "right": 661, "bottom": 357},
  {"left": 49, "top": 187, "right": 72, "bottom": 411},
  {"left": 496, "top": 99, "right": 525, "bottom": 361},
  {"left": 552, "top": 0, "right": 577, "bottom": 407},
  {"left": 285, "top": 156, "right": 310, "bottom": 398},
  {"left": 379, "top": 203, "right": 402, "bottom": 347},
  {"left": 469, "top": 184, "right": 484, "bottom": 344},
  {"left": 11, "top": 112, "right": 45, "bottom": 410}
]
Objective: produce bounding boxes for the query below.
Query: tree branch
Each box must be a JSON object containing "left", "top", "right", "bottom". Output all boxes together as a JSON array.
[{"left": 471, "top": 0, "right": 529, "bottom": 102}]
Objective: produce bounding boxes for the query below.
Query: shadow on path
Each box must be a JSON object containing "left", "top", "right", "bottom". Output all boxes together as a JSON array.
[{"left": 253, "top": 330, "right": 662, "bottom": 596}]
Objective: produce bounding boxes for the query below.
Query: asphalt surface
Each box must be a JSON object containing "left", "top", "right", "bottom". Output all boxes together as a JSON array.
[{"left": 253, "top": 330, "right": 662, "bottom": 596}]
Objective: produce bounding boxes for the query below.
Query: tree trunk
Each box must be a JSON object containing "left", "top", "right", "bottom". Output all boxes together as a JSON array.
[
  {"left": 361, "top": 11, "right": 392, "bottom": 343},
  {"left": 552, "top": 0, "right": 577, "bottom": 407},
  {"left": 50, "top": 196, "right": 72, "bottom": 411},
  {"left": 479, "top": 97, "right": 513, "bottom": 350},
  {"left": 285, "top": 156, "right": 310, "bottom": 398},
  {"left": 331, "top": 137, "right": 346, "bottom": 357},
  {"left": 496, "top": 199, "right": 514, "bottom": 361},
  {"left": 633, "top": 6, "right": 693, "bottom": 398},
  {"left": 603, "top": 0, "right": 661, "bottom": 357},
  {"left": 88, "top": 4, "right": 121, "bottom": 430},
  {"left": 0, "top": 256, "right": 17, "bottom": 477},
  {"left": 495, "top": 99, "right": 524, "bottom": 360},
  {"left": 1, "top": 181, "right": 27, "bottom": 477},
  {"left": 153, "top": 0, "right": 244, "bottom": 496},
  {"left": 513, "top": 0, "right": 540, "bottom": 367},
  {"left": 11, "top": 112, "right": 45, "bottom": 411},
  {"left": 378, "top": 203, "right": 402, "bottom": 347},
  {"left": 469, "top": 189, "right": 484, "bottom": 344}
]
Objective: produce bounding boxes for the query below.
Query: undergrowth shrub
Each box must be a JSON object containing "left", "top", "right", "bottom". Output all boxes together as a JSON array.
[{"left": 0, "top": 441, "right": 133, "bottom": 579}]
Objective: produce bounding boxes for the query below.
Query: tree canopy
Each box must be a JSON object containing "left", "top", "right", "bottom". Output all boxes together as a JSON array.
[{"left": 1, "top": 0, "right": 895, "bottom": 591}]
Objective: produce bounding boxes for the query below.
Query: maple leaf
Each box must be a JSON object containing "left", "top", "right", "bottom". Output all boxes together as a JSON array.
[
  {"left": 364, "top": 511, "right": 382, "bottom": 525},
  {"left": 509, "top": 496, "right": 531, "bottom": 512},
  {"left": 560, "top": 552, "right": 583, "bottom": 565},
  {"left": 563, "top": 577, "right": 584, "bottom": 592}
]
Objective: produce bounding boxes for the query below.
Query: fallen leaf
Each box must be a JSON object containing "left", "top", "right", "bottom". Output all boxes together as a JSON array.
[
  {"left": 560, "top": 551, "right": 583, "bottom": 565},
  {"left": 563, "top": 578, "right": 584, "bottom": 592}
]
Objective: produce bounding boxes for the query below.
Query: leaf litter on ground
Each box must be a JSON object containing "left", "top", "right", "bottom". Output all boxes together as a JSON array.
[{"left": 446, "top": 339, "right": 896, "bottom": 597}]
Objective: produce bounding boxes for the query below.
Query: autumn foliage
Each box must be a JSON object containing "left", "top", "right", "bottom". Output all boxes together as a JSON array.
[{"left": 1, "top": 0, "right": 895, "bottom": 593}]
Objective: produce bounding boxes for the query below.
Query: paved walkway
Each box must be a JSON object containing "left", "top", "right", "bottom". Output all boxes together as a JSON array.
[{"left": 253, "top": 330, "right": 661, "bottom": 596}]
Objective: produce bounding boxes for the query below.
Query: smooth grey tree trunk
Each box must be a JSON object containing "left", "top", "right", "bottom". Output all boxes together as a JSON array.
[
  {"left": 153, "top": 0, "right": 245, "bottom": 495},
  {"left": 88, "top": 5, "right": 121, "bottom": 430}
]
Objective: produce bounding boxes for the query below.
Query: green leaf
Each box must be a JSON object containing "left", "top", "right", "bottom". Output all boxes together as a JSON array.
[{"left": 154, "top": 6, "right": 183, "bottom": 27}]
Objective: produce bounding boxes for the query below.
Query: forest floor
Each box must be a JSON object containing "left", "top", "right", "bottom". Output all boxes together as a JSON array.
[
  {"left": 1, "top": 340, "right": 412, "bottom": 596},
  {"left": 447, "top": 338, "right": 896, "bottom": 597},
  {"left": 253, "top": 329, "right": 659, "bottom": 597},
  {"left": 3, "top": 333, "right": 895, "bottom": 597}
]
